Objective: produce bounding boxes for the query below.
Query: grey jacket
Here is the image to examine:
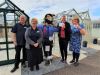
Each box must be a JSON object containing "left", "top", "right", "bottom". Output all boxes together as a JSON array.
[{"left": 25, "top": 27, "right": 43, "bottom": 49}]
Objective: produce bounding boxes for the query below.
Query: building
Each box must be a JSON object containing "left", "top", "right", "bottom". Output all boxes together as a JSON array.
[{"left": 92, "top": 20, "right": 100, "bottom": 38}]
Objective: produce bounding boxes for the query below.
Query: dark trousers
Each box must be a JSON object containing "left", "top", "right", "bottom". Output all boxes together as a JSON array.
[
  {"left": 15, "top": 45, "right": 27, "bottom": 67},
  {"left": 43, "top": 41, "right": 53, "bottom": 57},
  {"left": 59, "top": 38, "right": 68, "bottom": 61},
  {"left": 72, "top": 52, "right": 80, "bottom": 62}
]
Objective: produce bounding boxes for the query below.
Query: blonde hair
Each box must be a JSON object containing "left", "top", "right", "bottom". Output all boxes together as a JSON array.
[
  {"left": 72, "top": 16, "right": 80, "bottom": 23},
  {"left": 31, "top": 18, "right": 38, "bottom": 24}
]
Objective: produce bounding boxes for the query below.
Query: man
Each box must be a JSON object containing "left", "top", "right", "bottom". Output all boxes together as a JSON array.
[
  {"left": 11, "top": 15, "right": 29, "bottom": 73},
  {"left": 58, "top": 16, "right": 71, "bottom": 63}
]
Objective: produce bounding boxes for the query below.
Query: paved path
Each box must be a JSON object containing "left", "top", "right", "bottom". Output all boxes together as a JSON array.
[
  {"left": 21, "top": 49, "right": 87, "bottom": 75},
  {"left": 0, "top": 45, "right": 100, "bottom": 75},
  {"left": 45, "top": 51, "right": 100, "bottom": 75},
  {"left": 21, "top": 43, "right": 100, "bottom": 75}
]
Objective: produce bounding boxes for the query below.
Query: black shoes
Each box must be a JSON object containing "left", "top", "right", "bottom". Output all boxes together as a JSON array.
[
  {"left": 30, "top": 67, "right": 34, "bottom": 71},
  {"left": 74, "top": 62, "right": 79, "bottom": 66},
  {"left": 10, "top": 66, "right": 19, "bottom": 73},
  {"left": 22, "top": 63, "right": 27, "bottom": 68},
  {"left": 45, "top": 60, "right": 50, "bottom": 66},
  {"left": 70, "top": 60, "right": 75, "bottom": 63},
  {"left": 30, "top": 65, "right": 40, "bottom": 71},
  {"left": 70, "top": 60, "right": 79, "bottom": 66},
  {"left": 60, "top": 59, "right": 67, "bottom": 64},
  {"left": 60, "top": 59, "right": 64, "bottom": 63},
  {"left": 36, "top": 65, "right": 39, "bottom": 70}
]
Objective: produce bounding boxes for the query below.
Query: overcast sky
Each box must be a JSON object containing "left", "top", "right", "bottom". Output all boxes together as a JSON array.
[{"left": 8, "top": 0, "right": 100, "bottom": 20}]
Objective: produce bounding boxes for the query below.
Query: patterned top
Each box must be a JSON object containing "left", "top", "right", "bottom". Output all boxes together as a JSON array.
[
  {"left": 38, "top": 24, "right": 58, "bottom": 38},
  {"left": 69, "top": 24, "right": 84, "bottom": 53}
]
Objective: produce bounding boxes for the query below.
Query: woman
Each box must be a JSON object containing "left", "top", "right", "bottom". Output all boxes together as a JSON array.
[
  {"left": 25, "top": 18, "right": 43, "bottom": 71},
  {"left": 38, "top": 13, "right": 58, "bottom": 65},
  {"left": 69, "top": 17, "right": 86, "bottom": 66},
  {"left": 58, "top": 16, "right": 71, "bottom": 63}
]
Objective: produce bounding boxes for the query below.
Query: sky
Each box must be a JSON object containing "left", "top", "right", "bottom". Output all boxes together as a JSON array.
[{"left": 8, "top": 0, "right": 100, "bottom": 21}]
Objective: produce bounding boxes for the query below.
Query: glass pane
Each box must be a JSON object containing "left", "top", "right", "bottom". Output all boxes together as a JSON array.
[
  {"left": 0, "top": 28, "right": 6, "bottom": 42},
  {"left": 7, "top": 27, "right": 15, "bottom": 60},
  {"left": 6, "top": 13, "right": 14, "bottom": 21},
  {"left": 0, "top": 44, "right": 6, "bottom": 49},
  {"left": 0, "top": 0, "right": 5, "bottom": 6},
  {"left": 8, "top": 44, "right": 15, "bottom": 60},
  {"left": 0, "top": 30, "right": 7, "bottom": 61},
  {"left": 0, "top": 4, "right": 8, "bottom": 8},
  {"left": 15, "top": 16, "right": 19, "bottom": 21},
  {"left": 7, "top": 28, "right": 12, "bottom": 41},
  {"left": 6, "top": 21, "right": 15, "bottom": 26},
  {"left": 0, "top": 11, "right": 7, "bottom": 61},
  {"left": 0, "top": 49, "right": 7, "bottom": 61},
  {"left": 0, "top": 12, "right": 4, "bottom": 26}
]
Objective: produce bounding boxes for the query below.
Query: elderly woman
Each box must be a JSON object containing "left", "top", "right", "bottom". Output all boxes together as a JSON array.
[
  {"left": 25, "top": 18, "right": 43, "bottom": 71},
  {"left": 69, "top": 17, "right": 86, "bottom": 66}
]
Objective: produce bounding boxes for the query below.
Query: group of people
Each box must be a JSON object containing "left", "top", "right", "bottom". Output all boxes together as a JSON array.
[{"left": 10, "top": 13, "right": 86, "bottom": 73}]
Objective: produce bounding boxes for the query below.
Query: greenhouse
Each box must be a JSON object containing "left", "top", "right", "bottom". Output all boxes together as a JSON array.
[{"left": 0, "top": 0, "right": 29, "bottom": 65}]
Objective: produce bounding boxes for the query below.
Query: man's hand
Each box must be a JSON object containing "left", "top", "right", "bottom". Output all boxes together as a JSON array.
[
  {"left": 12, "top": 33, "right": 17, "bottom": 46},
  {"left": 33, "top": 43, "right": 39, "bottom": 47},
  {"left": 13, "top": 41, "right": 17, "bottom": 46}
]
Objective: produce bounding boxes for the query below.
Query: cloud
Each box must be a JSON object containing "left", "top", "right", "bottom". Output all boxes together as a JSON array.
[
  {"left": 88, "top": 0, "right": 100, "bottom": 20},
  {"left": 10, "top": 0, "right": 100, "bottom": 20}
]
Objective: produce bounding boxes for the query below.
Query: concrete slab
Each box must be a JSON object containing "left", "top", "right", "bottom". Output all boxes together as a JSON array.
[
  {"left": 21, "top": 51, "right": 87, "bottom": 75},
  {"left": 21, "top": 58, "right": 67, "bottom": 75},
  {"left": 0, "top": 64, "right": 21, "bottom": 75}
]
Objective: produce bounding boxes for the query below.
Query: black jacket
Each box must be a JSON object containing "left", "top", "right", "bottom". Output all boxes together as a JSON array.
[{"left": 58, "top": 22, "right": 71, "bottom": 41}]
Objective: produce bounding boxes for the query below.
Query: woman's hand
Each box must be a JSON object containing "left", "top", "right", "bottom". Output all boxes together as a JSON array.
[
  {"left": 80, "top": 29, "right": 86, "bottom": 35},
  {"left": 61, "top": 23, "right": 65, "bottom": 28},
  {"left": 75, "top": 25, "right": 86, "bottom": 35},
  {"left": 75, "top": 25, "right": 81, "bottom": 29},
  {"left": 33, "top": 43, "right": 39, "bottom": 47}
]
